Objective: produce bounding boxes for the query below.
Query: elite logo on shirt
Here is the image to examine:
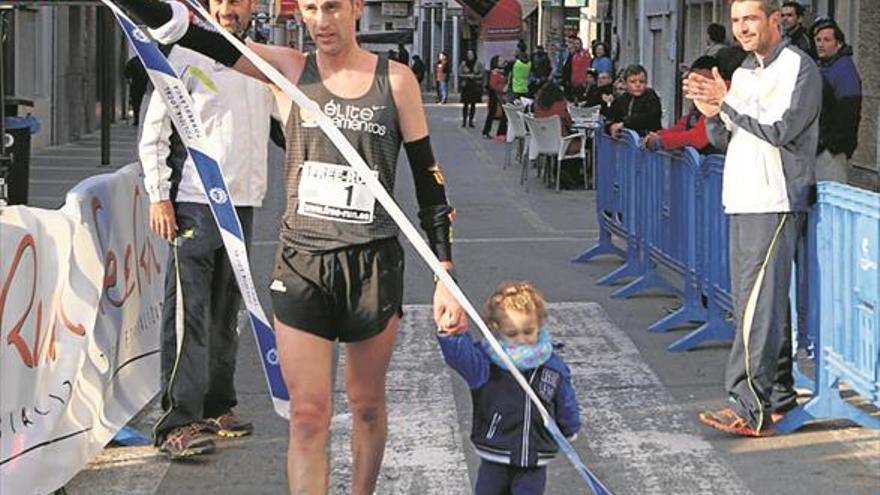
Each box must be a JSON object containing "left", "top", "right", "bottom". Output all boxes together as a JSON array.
[{"left": 323, "top": 99, "right": 388, "bottom": 136}]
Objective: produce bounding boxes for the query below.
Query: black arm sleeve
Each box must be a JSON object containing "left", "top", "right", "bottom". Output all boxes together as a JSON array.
[
  {"left": 114, "top": 0, "right": 173, "bottom": 27},
  {"left": 405, "top": 136, "right": 453, "bottom": 262},
  {"left": 177, "top": 26, "right": 242, "bottom": 67},
  {"left": 115, "top": 0, "right": 241, "bottom": 67}
]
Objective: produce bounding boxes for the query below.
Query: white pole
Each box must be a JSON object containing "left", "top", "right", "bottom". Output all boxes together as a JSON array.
[
  {"left": 441, "top": 1, "right": 447, "bottom": 54},
  {"left": 430, "top": 4, "right": 436, "bottom": 85},
  {"left": 537, "top": 0, "right": 543, "bottom": 47}
]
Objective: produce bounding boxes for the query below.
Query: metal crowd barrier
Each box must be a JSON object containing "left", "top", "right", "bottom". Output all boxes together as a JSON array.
[
  {"left": 776, "top": 182, "right": 880, "bottom": 432},
  {"left": 668, "top": 154, "right": 735, "bottom": 352},
  {"left": 574, "top": 131, "right": 880, "bottom": 431},
  {"left": 574, "top": 130, "right": 733, "bottom": 351}
]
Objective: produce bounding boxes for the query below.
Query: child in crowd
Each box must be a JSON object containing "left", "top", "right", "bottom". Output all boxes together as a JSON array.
[
  {"left": 533, "top": 82, "right": 585, "bottom": 189},
  {"left": 642, "top": 56, "right": 721, "bottom": 154},
  {"left": 437, "top": 282, "right": 581, "bottom": 495},
  {"left": 606, "top": 64, "right": 662, "bottom": 138}
]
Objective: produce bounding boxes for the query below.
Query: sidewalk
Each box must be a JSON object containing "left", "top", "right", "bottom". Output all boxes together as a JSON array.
[{"left": 25, "top": 123, "right": 139, "bottom": 209}]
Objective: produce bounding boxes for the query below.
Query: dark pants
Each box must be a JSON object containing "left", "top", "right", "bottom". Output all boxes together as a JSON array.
[
  {"left": 482, "top": 91, "right": 507, "bottom": 136},
  {"left": 475, "top": 461, "right": 547, "bottom": 495},
  {"left": 462, "top": 102, "right": 477, "bottom": 125},
  {"left": 154, "top": 202, "right": 254, "bottom": 442},
  {"left": 725, "top": 212, "right": 805, "bottom": 431}
]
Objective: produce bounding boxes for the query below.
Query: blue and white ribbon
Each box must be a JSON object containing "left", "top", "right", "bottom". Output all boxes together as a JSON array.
[
  {"left": 176, "top": 2, "right": 612, "bottom": 492},
  {"left": 101, "top": 1, "right": 289, "bottom": 419}
]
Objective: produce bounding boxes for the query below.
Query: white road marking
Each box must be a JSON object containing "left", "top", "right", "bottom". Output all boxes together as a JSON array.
[
  {"left": 328, "top": 306, "right": 472, "bottom": 494},
  {"left": 547, "top": 302, "right": 751, "bottom": 495}
]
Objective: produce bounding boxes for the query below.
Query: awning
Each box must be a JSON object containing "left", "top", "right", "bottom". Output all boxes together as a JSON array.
[
  {"left": 520, "top": 0, "right": 538, "bottom": 19},
  {"left": 356, "top": 30, "right": 414, "bottom": 45},
  {"left": 479, "top": 0, "right": 523, "bottom": 41}
]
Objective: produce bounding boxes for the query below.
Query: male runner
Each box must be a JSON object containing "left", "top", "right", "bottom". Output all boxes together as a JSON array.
[{"left": 117, "top": 0, "right": 467, "bottom": 492}]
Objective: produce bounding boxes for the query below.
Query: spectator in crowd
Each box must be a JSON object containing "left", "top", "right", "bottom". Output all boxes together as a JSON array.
[
  {"left": 530, "top": 45, "right": 553, "bottom": 93},
  {"left": 411, "top": 54, "right": 426, "bottom": 85},
  {"left": 436, "top": 51, "right": 449, "bottom": 104},
  {"left": 573, "top": 68, "right": 597, "bottom": 103},
  {"left": 584, "top": 70, "right": 615, "bottom": 116},
  {"left": 483, "top": 55, "right": 508, "bottom": 139},
  {"left": 534, "top": 82, "right": 584, "bottom": 188},
  {"left": 781, "top": 1, "right": 814, "bottom": 56},
  {"left": 123, "top": 55, "right": 148, "bottom": 125},
  {"left": 813, "top": 17, "right": 862, "bottom": 182},
  {"left": 436, "top": 281, "right": 581, "bottom": 495},
  {"left": 562, "top": 38, "right": 592, "bottom": 101},
  {"left": 510, "top": 48, "right": 532, "bottom": 99},
  {"left": 560, "top": 37, "right": 577, "bottom": 96},
  {"left": 591, "top": 42, "right": 614, "bottom": 78},
  {"left": 643, "top": 56, "right": 721, "bottom": 154},
  {"left": 548, "top": 40, "right": 566, "bottom": 83},
  {"left": 685, "top": 0, "right": 821, "bottom": 438},
  {"left": 459, "top": 49, "right": 486, "bottom": 128},
  {"left": 705, "top": 23, "right": 729, "bottom": 56},
  {"left": 397, "top": 43, "right": 409, "bottom": 65},
  {"left": 607, "top": 64, "right": 662, "bottom": 138}
]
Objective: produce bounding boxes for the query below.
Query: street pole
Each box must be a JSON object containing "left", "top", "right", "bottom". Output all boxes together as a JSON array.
[
  {"left": 97, "top": 6, "right": 111, "bottom": 166},
  {"left": 537, "top": 0, "right": 543, "bottom": 47},
  {"left": 452, "top": 14, "right": 459, "bottom": 92},
  {"left": 429, "top": 4, "right": 435, "bottom": 86},
  {"left": 0, "top": 8, "right": 9, "bottom": 206},
  {"left": 440, "top": 1, "right": 446, "bottom": 55}
]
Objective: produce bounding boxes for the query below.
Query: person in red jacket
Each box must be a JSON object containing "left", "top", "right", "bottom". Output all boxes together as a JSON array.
[{"left": 642, "top": 56, "right": 721, "bottom": 154}]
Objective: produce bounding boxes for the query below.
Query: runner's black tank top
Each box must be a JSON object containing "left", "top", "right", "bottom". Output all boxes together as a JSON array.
[{"left": 281, "top": 53, "right": 402, "bottom": 251}]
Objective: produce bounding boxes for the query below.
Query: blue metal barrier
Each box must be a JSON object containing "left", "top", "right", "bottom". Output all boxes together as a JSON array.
[
  {"left": 776, "top": 182, "right": 880, "bottom": 432},
  {"left": 667, "top": 154, "right": 735, "bottom": 352},
  {"left": 594, "top": 130, "right": 644, "bottom": 286},
  {"left": 572, "top": 129, "right": 630, "bottom": 263}
]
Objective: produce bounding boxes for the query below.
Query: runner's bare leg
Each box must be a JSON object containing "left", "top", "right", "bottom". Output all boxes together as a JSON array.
[
  {"left": 276, "top": 320, "right": 334, "bottom": 495},
  {"left": 345, "top": 316, "right": 400, "bottom": 495}
]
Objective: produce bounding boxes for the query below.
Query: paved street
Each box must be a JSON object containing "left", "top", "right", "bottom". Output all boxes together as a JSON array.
[{"left": 25, "top": 104, "right": 879, "bottom": 494}]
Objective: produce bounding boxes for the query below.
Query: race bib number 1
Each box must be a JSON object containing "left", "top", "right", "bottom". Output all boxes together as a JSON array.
[{"left": 297, "top": 161, "right": 378, "bottom": 224}]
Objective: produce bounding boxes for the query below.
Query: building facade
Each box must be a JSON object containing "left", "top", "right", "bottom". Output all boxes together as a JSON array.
[
  {"left": 2, "top": 3, "right": 128, "bottom": 149},
  {"left": 612, "top": 0, "right": 878, "bottom": 186}
]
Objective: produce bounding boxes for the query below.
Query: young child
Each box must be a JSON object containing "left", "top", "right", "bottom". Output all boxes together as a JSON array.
[
  {"left": 436, "top": 282, "right": 581, "bottom": 494},
  {"left": 606, "top": 64, "right": 663, "bottom": 138}
]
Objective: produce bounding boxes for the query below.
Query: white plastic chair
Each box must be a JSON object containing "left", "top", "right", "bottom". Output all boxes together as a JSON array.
[
  {"left": 501, "top": 103, "right": 529, "bottom": 171},
  {"left": 522, "top": 114, "right": 587, "bottom": 191}
]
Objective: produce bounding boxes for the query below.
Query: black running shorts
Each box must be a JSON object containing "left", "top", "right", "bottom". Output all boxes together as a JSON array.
[{"left": 269, "top": 237, "right": 404, "bottom": 342}]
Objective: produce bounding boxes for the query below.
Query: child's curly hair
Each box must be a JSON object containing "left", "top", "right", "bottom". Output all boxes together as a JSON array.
[{"left": 483, "top": 282, "right": 547, "bottom": 332}]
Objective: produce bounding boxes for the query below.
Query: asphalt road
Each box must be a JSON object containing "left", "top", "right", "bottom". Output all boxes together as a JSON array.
[{"left": 60, "top": 103, "right": 879, "bottom": 495}]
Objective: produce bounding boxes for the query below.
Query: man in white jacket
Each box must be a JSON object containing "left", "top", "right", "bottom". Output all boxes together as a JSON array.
[
  {"left": 684, "top": 0, "right": 821, "bottom": 438},
  {"left": 139, "top": 0, "right": 281, "bottom": 459}
]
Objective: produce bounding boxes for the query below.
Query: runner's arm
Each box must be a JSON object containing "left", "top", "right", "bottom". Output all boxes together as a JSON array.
[
  {"left": 389, "top": 60, "right": 454, "bottom": 262},
  {"left": 114, "top": 0, "right": 304, "bottom": 92}
]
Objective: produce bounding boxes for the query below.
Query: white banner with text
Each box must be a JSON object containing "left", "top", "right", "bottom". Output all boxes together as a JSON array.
[{"left": 0, "top": 163, "right": 167, "bottom": 494}]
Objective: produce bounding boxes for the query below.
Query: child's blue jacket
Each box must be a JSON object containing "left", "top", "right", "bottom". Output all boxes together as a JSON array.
[{"left": 437, "top": 332, "right": 581, "bottom": 467}]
